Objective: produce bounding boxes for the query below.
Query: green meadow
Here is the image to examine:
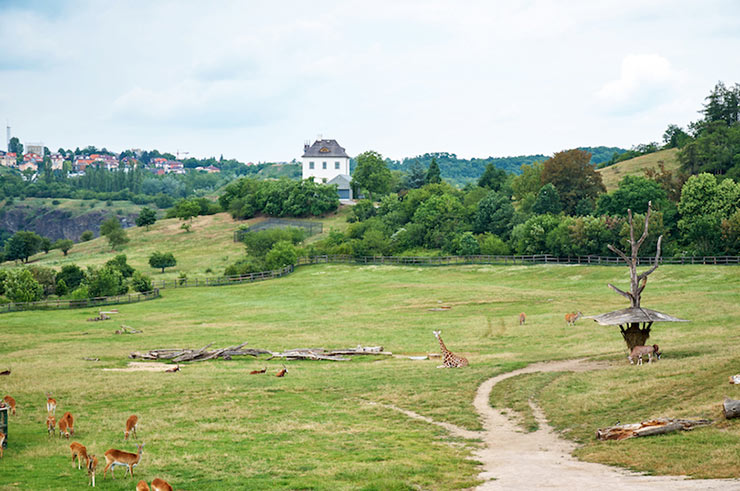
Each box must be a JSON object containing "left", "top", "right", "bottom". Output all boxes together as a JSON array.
[{"left": 2, "top": 261, "right": 740, "bottom": 489}]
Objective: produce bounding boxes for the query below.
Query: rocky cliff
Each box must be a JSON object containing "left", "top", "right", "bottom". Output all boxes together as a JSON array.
[{"left": 0, "top": 205, "right": 137, "bottom": 241}]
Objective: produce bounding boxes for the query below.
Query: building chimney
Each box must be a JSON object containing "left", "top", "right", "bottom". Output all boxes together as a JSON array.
[{"left": 304, "top": 140, "right": 310, "bottom": 153}]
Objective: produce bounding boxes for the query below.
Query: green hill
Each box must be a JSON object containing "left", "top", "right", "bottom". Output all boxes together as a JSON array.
[{"left": 597, "top": 148, "right": 680, "bottom": 192}]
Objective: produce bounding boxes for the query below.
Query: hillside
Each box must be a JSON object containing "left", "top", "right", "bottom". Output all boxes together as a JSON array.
[
  {"left": 12, "top": 207, "right": 352, "bottom": 280},
  {"left": 597, "top": 148, "right": 680, "bottom": 192}
]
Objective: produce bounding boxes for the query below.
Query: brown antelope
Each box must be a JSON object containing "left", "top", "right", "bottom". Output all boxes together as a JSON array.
[
  {"left": 628, "top": 344, "right": 661, "bottom": 365},
  {"left": 104, "top": 442, "right": 144, "bottom": 479},
  {"left": 59, "top": 416, "right": 71, "bottom": 439},
  {"left": 519, "top": 312, "right": 526, "bottom": 325},
  {"left": 47, "top": 415, "right": 56, "bottom": 437},
  {"left": 151, "top": 478, "right": 173, "bottom": 491},
  {"left": 125, "top": 415, "right": 138, "bottom": 441},
  {"left": 164, "top": 365, "right": 180, "bottom": 373},
  {"left": 87, "top": 454, "right": 98, "bottom": 487},
  {"left": 250, "top": 367, "right": 267, "bottom": 374},
  {"left": 136, "top": 480, "right": 150, "bottom": 491},
  {"left": 565, "top": 311, "right": 582, "bottom": 326},
  {"left": 46, "top": 392, "right": 57, "bottom": 415},
  {"left": 60, "top": 411, "right": 74, "bottom": 437},
  {"left": 276, "top": 365, "right": 288, "bottom": 377},
  {"left": 70, "top": 442, "right": 89, "bottom": 470},
  {"left": 3, "top": 395, "right": 16, "bottom": 415},
  {"left": 0, "top": 431, "right": 5, "bottom": 458}
]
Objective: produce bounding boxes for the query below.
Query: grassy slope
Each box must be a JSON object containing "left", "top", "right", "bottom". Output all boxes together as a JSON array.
[
  {"left": 13, "top": 207, "right": 352, "bottom": 281},
  {"left": 597, "top": 148, "right": 680, "bottom": 192},
  {"left": 1, "top": 263, "right": 739, "bottom": 488}
]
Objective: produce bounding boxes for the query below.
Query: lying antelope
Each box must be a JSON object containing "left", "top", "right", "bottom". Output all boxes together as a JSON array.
[
  {"left": 88, "top": 454, "right": 98, "bottom": 487},
  {"left": 47, "top": 415, "right": 56, "bottom": 437},
  {"left": 250, "top": 367, "right": 267, "bottom": 374},
  {"left": 60, "top": 411, "right": 74, "bottom": 437},
  {"left": 136, "top": 480, "right": 150, "bottom": 491},
  {"left": 0, "top": 431, "right": 5, "bottom": 458},
  {"left": 276, "top": 365, "right": 288, "bottom": 377},
  {"left": 152, "top": 478, "right": 174, "bottom": 491},
  {"left": 628, "top": 344, "right": 661, "bottom": 365},
  {"left": 519, "top": 312, "right": 526, "bottom": 325},
  {"left": 104, "top": 442, "right": 144, "bottom": 479},
  {"left": 125, "top": 415, "right": 138, "bottom": 441},
  {"left": 46, "top": 392, "right": 57, "bottom": 415},
  {"left": 565, "top": 311, "right": 582, "bottom": 326},
  {"left": 70, "top": 442, "right": 89, "bottom": 470},
  {"left": 164, "top": 365, "right": 180, "bottom": 373},
  {"left": 3, "top": 395, "right": 16, "bottom": 415}
]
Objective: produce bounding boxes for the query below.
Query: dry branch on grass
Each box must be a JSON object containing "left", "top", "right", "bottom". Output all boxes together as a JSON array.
[
  {"left": 129, "top": 343, "right": 390, "bottom": 363},
  {"left": 596, "top": 418, "right": 711, "bottom": 441},
  {"left": 115, "top": 325, "right": 142, "bottom": 335}
]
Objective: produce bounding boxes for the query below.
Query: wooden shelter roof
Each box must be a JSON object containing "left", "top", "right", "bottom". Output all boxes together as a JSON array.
[{"left": 585, "top": 307, "right": 689, "bottom": 326}]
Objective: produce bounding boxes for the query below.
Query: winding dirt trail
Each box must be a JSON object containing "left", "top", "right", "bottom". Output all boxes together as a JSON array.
[{"left": 384, "top": 359, "right": 740, "bottom": 490}]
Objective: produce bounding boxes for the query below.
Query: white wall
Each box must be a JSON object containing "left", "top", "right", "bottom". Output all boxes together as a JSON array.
[{"left": 302, "top": 156, "right": 350, "bottom": 182}]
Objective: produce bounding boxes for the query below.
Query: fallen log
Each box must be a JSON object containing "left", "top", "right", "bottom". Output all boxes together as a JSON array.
[
  {"left": 596, "top": 418, "right": 711, "bottom": 441},
  {"left": 723, "top": 398, "right": 740, "bottom": 419},
  {"left": 115, "top": 325, "right": 142, "bottom": 335}
]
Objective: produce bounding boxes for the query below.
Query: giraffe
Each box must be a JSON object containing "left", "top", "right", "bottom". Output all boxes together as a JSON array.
[{"left": 433, "top": 331, "right": 469, "bottom": 368}]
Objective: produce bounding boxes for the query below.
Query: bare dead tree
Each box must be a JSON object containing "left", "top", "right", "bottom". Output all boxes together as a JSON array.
[{"left": 606, "top": 201, "right": 663, "bottom": 349}]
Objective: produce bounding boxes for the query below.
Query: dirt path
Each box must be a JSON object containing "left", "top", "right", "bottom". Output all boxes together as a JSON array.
[{"left": 384, "top": 359, "right": 739, "bottom": 490}]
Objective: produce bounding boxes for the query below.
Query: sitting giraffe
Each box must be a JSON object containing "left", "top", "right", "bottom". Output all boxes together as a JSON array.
[{"left": 433, "top": 330, "right": 469, "bottom": 368}]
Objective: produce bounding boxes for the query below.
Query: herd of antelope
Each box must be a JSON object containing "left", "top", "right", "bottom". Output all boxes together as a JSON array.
[{"left": 0, "top": 392, "right": 172, "bottom": 489}]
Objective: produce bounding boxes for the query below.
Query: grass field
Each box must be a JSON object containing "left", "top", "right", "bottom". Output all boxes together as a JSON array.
[
  {"left": 1, "top": 262, "right": 739, "bottom": 489},
  {"left": 597, "top": 148, "right": 680, "bottom": 192}
]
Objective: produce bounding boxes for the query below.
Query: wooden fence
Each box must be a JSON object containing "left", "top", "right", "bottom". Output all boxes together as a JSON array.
[
  {"left": 153, "top": 265, "right": 294, "bottom": 289},
  {"left": 0, "top": 289, "right": 161, "bottom": 313}
]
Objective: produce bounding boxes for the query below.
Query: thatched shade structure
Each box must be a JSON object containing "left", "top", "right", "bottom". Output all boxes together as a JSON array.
[{"left": 587, "top": 307, "right": 689, "bottom": 326}]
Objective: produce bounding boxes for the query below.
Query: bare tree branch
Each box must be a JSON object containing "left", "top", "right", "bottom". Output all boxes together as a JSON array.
[
  {"left": 608, "top": 283, "right": 634, "bottom": 302},
  {"left": 607, "top": 244, "right": 630, "bottom": 264},
  {"left": 638, "top": 235, "right": 663, "bottom": 281},
  {"left": 635, "top": 201, "right": 652, "bottom": 251}
]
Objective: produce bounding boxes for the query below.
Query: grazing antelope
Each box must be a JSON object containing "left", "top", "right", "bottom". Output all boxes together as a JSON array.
[
  {"left": 152, "top": 478, "right": 173, "bottom": 491},
  {"left": 125, "top": 415, "right": 138, "bottom": 441},
  {"left": 104, "top": 442, "right": 144, "bottom": 479},
  {"left": 136, "top": 480, "right": 150, "bottom": 491},
  {"left": 565, "top": 311, "right": 582, "bottom": 326},
  {"left": 433, "top": 331, "right": 469, "bottom": 368},
  {"left": 519, "top": 312, "right": 526, "bottom": 325},
  {"left": 59, "top": 416, "right": 71, "bottom": 439},
  {"left": 250, "top": 367, "right": 267, "bottom": 374},
  {"left": 276, "top": 365, "right": 288, "bottom": 377},
  {"left": 87, "top": 454, "right": 98, "bottom": 487},
  {"left": 46, "top": 392, "right": 57, "bottom": 415},
  {"left": 0, "top": 431, "right": 5, "bottom": 458},
  {"left": 47, "top": 415, "right": 56, "bottom": 437},
  {"left": 628, "top": 344, "right": 661, "bottom": 365},
  {"left": 70, "top": 442, "right": 89, "bottom": 470},
  {"left": 3, "top": 395, "right": 16, "bottom": 415},
  {"left": 60, "top": 411, "right": 74, "bottom": 437}
]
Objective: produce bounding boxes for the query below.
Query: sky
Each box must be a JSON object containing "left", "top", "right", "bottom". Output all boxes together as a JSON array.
[{"left": 1, "top": 0, "right": 739, "bottom": 163}]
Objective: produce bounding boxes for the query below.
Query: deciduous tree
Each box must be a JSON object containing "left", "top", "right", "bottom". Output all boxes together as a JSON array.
[
  {"left": 540, "top": 149, "right": 605, "bottom": 215},
  {"left": 353, "top": 151, "right": 392, "bottom": 200},
  {"left": 149, "top": 251, "right": 177, "bottom": 273}
]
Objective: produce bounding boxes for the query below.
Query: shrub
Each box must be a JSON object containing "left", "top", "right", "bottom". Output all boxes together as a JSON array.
[
  {"left": 87, "top": 267, "right": 128, "bottom": 297},
  {"left": 4, "top": 269, "right": 43, "bottom": 303},
  {"left": 264, "top": 241, "right": 298, "bottom": 270},
  {"left": 56, "top": 264, "right": 86, "bottom": 290},
  {"left": 478, "top": 233, "right": 510, "bottom": 255},
  {"left": 80, "top": 230, "right": 94, "bottom": 242},
  {"left": 131, "top": 271, "right": 153, "bottom": 293}
]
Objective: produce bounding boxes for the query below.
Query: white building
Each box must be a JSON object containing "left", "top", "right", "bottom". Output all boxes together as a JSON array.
[{"left": 301, "top": 139, "right": 350, "bottom": 183}]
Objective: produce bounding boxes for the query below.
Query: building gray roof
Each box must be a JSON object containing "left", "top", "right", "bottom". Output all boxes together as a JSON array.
[
  {"left": 328, "top": 174, "right": 352, "bottom": 186},
  {"left": 302, "top": 139, "right": 349, "bottom": 158}
]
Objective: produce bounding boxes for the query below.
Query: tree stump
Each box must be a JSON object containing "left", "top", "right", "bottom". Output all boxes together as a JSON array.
[{"left": 723, "top": 398, "right": 740, "bottom": 419}]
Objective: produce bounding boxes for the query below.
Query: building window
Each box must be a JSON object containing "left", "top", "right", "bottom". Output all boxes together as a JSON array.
[
  {"left": 322, "top": 161, "right": 327, "bottom": 169},
  {"left": 309, "top": 161, "right": 314, "bottom": 169},
  {"left": 335, "top": 161, "right": 340, "bottom": 169}
]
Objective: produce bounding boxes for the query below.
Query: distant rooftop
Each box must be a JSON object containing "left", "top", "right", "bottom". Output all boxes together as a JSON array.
[{"left": 302, "top": 139, "right": 349, "bottom": 158}]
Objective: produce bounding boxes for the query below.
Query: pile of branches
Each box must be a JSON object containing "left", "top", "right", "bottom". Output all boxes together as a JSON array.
[
  {"left": 268, "top": 346, "right": 390, "bottom": 362},
  {"left": 129, "top": 343, "right": 390, "bottom": 363},
  {"left": 130, "top": 342, "right": 271, "bottom": 363},
  {"left": 596, "top": 418, "right": 711, "bottom": 441}
]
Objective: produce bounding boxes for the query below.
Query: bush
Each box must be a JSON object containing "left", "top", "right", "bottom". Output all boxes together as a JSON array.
[
  {"left": 131, "top": 271, "right": 153, "bottom": 293},
  {"left": 224, "top": 257, "right": 265, "bottom": 276},
  {"left": 87, "top": 267, "right": 128, "bottom": 297},
  {"left": 27, "top": 266, "right": 57, "bottom": 296},
  {"left": 264, "top": 241, "right": 298, "bottom": 270},
  {"left": 450, "top": 232, "right": 480, "bottom": 255},
  {"left": 68, "top": 285, "right": 89, "bottom": 300},
  {"left": 80, "top": 230, "right": 94, "bottom": 242},
  {"left": 478, "top": 233, "right": 510, "bottom": 255},
  {"left": 56, "top": 264, "right": 86, "bottom": 290},
  {"left": 4, "top": 269, "right": 43, "bottom": 303},
  {"left": 55, "top": 278, "right": 68, "bottom": 296},
  {"left": 105, "top": 254, "right": 135, "bottom": 278},
  {"left": 242, "top": 227, "right": 306, "bottom": 258}
]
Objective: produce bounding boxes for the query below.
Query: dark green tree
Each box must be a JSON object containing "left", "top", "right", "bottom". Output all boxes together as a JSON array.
[
  {"left": 105, "top": 254, "right": 135, "bottom": 278},
  {"left": 532, "top": 183, "right": 563, "bottom": 215},
  {"left": 135, "top": 207, "right": 157, "bottom": 230},
  {"left": 100, "top": 217, "right": 129, "bottom": 250},
  {"left": 87, "top": 267, "right": 128, "bottom": 297},
  {"left": 477, "top": 163, "right": 507, "bottom": 191},
  {"left": 353, "top": 151, "right": 392, "bottom": 200},
  {"left": 4, "top": 231, "right": 43, "bottom": 263},
  {"left": 425, "top": 157, "right": 442, "bottom": 184},
  {"left": 8, "top": 137, "right": 23, "bottom": 155},
  {"left": 56, "top": 264, "right": 86, "bottom": 290},
  {"left": 54, "top": 239, "right": 74, "bottom": 256},
  {"left": 264, "top": 240, "right": 298, "bottom": 270},
  {"left": 131, "top": 271, "right": 153, "bottom": 293},
  {"left": 662, "top": 124, "right": 691, "bottom": 148},
  {"left": 404, "top": 161, "right": 427, "bottom": 189},
  {"left": 596, "top": 176, "right": 667, "bottom": 217},
  {"left": 473, "top": 191, "right": 515, "bottom": 238},
  {"left": 149, "top": 251, "right": 177, "bottom": 273},
  {"left": 80, "top": 230, "right": 94, "bottom": 242}
]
